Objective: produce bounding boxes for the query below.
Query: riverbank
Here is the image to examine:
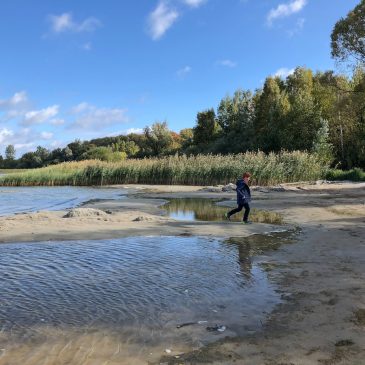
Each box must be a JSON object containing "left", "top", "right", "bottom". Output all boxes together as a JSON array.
[{"left": 0, "top": 182, "right": 364, "bottom": 364}]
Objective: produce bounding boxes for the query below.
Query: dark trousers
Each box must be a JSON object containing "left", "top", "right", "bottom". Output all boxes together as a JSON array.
[{"left": 228, "top": 203, "right": 250, "bottom": 222}]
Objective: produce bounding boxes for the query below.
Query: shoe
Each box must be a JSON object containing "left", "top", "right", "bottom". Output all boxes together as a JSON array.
[
  {"left": 224, "top": 213, "right": 231, "bottom": 221},
  {"left": 243, "top": 221, "right": 252, "bottom": 224}
]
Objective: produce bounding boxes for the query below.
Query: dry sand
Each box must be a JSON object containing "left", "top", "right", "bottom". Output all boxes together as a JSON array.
[{"left": 0, "top": 182, "right": 364, "bottom": 364}]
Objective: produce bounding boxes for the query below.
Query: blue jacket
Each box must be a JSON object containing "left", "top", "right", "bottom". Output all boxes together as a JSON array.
[{"left": 236, "top": 179, "right": 251, "bottom": 205}]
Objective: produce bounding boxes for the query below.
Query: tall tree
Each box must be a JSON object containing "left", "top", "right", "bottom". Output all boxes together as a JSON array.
[
  {"left": 193, "top": 109, "right": 221, "bottom": 148},
  {"left": 216, "top": 90, "right": 255, "bottom": 153},
  {"left": 144, "top": 121, "right": 173, "bottom": 156},
  {"left": 331, "top": 0, "right": 365, "bottom": 64},
  {"left": 5, "top": 145, "right": 15, "bottom": 160}
]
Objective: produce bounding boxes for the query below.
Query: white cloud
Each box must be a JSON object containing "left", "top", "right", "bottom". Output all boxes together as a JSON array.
[
  {"left": 0, "top": 128, "right": 14, "bottom": 144},
  {"left": 148, "top": 1, "right": 179, "bottom": 40},
  {"left": 183, "top": 0, "right": 206, "bottom": 8},
  {"left": 217, "top": 59, "right": 237, "bottom": 68},
  {"left": 14, "top": 142, "right": 35, "bottom": 151},
  {"left": 0, "top": 91, "right": 28, "bottom": 109},
  {"left": 23, "top": 105, "right": 59, "bottom": 126},
  {"left": 122, "top": 128, "right": 144, "bottom": 135},
  {"left": 177, "top": 65, "right": 192, "bottom": 78},
  {"left": 267, "top": 0, "right": 307, "bottom": 25},
  {"left": 287, "top": 17, "right": 305, "bottom": 37},
  {"left": 70, "top": 102, "right": 91, "bottom": 114},
  {"left": 40, "top": 131, "right": 54, "bottom": 140},
  {"left": 48, "top": 13, "right": 101, "bottom": 33},
  {"left": 274, "top": 67, "right": 295, "bottom": 78},
  {"left": 50, "top": 118, "right": 65, "bottom": 126},
  {"left": 69, "top": 103, "right": 129, "bottom": 129}
]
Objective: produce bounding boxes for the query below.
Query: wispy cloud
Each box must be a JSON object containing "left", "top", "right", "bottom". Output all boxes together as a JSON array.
[
  {"left": 177, "top": 65, "right": 192, "bottom": 78},
  {"left": 22, "top": 105, "right": 59, "bottom": 126},
  {"left": 148, "top": 1, "right": 179, "bottom": 40},
  {"left": 183, "top": 0, "right": 206, "bottom": 8},
  {"left": 267, "top": 0, "right": 307, "bottom": 25},
  {"left": 40, "top": 131, "right": 54, "bottom": 140},
  {"left": 273, "top": 67, "right": 295, "bottom": 78},
  {"left": 69, "top": 103, "right": 129, "bottom": 130},
  {"left": 287, "top": 17, "right": 305, "bottom": 37},
  {"left": 48, "top": 13, "right": 101, "bottom": 33},
  {"left": 0, "top": 91, "right": 28, "bottom": 109},
  {"left": 0, "top": 128, "right": 14, "bottom": 144},
  {"left": 217, "top": 59, "right": 237, "bottom": 68}
]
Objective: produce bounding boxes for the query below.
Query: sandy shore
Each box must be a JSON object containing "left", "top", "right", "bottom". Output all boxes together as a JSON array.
[{"left": 0, "top": 182, "right": 364, "bottom": 364}]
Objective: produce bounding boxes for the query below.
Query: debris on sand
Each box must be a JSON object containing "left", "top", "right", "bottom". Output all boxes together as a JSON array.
[
  {"left": 133, "top": 216, "right": 154, "bottom": 222},
  {"left": 63, "top": 208, "right": 108, "bottom": 218}
]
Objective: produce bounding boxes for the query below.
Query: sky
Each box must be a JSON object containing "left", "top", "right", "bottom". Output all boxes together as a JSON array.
[{"left": 0, "top": 0, "right": 360, "bottom": 157}]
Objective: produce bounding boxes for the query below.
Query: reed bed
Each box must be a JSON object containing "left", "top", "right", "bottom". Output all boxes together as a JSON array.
[{"left": 0, "top": 151, "right": 327, "bottom": 187}]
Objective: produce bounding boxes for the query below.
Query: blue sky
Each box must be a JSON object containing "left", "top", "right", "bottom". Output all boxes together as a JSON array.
[{"left": 0, "top": 0, "right": 359, "bottom": 156}]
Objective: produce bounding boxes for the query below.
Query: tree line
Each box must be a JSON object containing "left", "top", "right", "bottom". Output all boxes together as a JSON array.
[{"left": 1, "top": 1, "right": 364, "bottom": 170}]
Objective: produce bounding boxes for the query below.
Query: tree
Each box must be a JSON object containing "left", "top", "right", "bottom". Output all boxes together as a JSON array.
[
  {"left": 193, "top": 109, "right": 221, "bottom": 148},
  {"left": 254, "top": 77, "right": 290, "bottom": 151},
  {"left": 180, "top": 128, "right": 194, "bottom": 150},
  {"left": 216, "top": 90, "right": 255, "bottom": 153},
  {"left": 5, "top": 145, "right": 15, "bottom": 160},
  {"left": 81, "top": 146, "right": 126, "bottom": 161},
  {"left": 331, "top": 0, "right": 365, "bottom": 64},
  {"left": 312, "top": 119, "right": 334, "bottom": 165},
  {"left": 144, "top": 121, "right": 173, "bottom": 156}
]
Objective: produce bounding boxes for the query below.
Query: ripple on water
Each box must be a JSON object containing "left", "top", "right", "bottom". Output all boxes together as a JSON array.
[{"left": 0, "top": 234, "right": 291, "bottom": 363}]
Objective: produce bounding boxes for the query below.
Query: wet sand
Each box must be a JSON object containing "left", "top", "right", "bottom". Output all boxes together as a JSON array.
[{"left": 0, "top": 182, "right": 364, "bottom": 364}]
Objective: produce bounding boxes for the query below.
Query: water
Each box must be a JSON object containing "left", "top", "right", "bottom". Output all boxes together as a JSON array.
[
  {"left": 163, "top": 198, "right": 283, "bottom": 224},
  {"left": 0, "top": 235, "right": 287, "bottom": 364},
  {"left": 0, "top": 186, "right": 125, "bottom": 216}
]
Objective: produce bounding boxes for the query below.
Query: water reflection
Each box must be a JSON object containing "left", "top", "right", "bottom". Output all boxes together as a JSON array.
[{"left": 164, "top": 198, "right": 283, "bottom": 224}]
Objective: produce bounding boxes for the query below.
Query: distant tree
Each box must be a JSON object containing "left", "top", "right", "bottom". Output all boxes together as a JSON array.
[
  {"left": 0, "top": 154, "right": 4, "bottom": 168},
  {"left": 193, "top": 109, "right": 221, "bottom": 148},
  {"left": 5, "top": 145, "right": 15, "bottom": 161},
  {"left": 80, "top": 146, "right": 126, "bottom": 162},
  {"left": 216, "top": 90, "right": 254, "bottom": 153},
  {"left": 254, "top": 77, "right": 290, "bottom": 151},
  {"left": 19, "top": 152, "right": 42, "bottom": 168},
  {"left": 331, "top": 0, "right": 365, "bottom": 64},
  {"left": 312, "top": 119, "right": 334, "bottom": 165},
  {"left": 67, "top": 139, "right": 88, "bottom": 160},
  {"left": 144, "top": 121, "right": 173, "bottom": 156},
  {"left": 179, "top": 128, "right": 194, "bottom": 150}
]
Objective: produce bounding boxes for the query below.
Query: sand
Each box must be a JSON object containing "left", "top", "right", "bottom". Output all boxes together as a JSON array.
[{"left": 0, "top": 182, "right": 364, "bottom": 364}]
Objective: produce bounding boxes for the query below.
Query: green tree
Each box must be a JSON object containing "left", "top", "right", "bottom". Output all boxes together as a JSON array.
[
  {"left": 81, "top": 146, "right": 126, "bottom": 161},
  {"left": 216, "top": 90, "right": 255, "bottom": 153},
  {"left": 5, "top": 145, "right": 15, "bottom": 160},
  {"left": 144, "top": 121, "right": 173, "bottom": 156},
  {"left": 331, "top": 0, "right": 365, "bottom": 64},
  {"left": 193, "top": 109, "right": 221, "bottom": 148},
  {"left": 254, "top": 77, "right": 290, "bottom": 151},
  {"left": 312, "top": 119, "right": 334, "bottom": 165}
]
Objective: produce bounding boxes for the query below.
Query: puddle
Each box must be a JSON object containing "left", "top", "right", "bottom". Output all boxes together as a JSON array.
[
  {"left": 0, "top": 233, "right": 295, "bottom": 364},
  {"left": 163, "top": 198, "right": 283, "bottom": 224}
]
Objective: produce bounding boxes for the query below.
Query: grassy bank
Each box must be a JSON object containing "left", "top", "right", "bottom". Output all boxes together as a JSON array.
[
  {"left": 0, "top": 151, "right": 327, "bottom": 187},
  {"left": 326, "top": 168, "right": 365, "bottom": 182}
]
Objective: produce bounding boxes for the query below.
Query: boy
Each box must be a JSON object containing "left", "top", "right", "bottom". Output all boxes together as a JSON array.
[{"left": 225, "top": 172, "right": 252, "bottom": 224}]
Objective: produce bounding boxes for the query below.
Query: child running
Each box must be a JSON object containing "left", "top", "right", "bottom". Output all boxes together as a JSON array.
[{"left": 225, "top": 172, "right": 252, "bottom": 224}]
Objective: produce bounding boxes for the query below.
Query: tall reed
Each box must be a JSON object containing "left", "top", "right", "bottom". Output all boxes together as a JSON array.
[{"left": 0, "top": 151, "right": 327, "bottom": 187}]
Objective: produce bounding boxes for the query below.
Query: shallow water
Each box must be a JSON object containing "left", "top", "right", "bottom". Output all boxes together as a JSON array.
[
  {"left": 163, "top": 198, "right": 283, "bottom": 224},
  {"left": 0, "top": 186, "right": 125, "bottom": 216},
  {"left": 0, "top": 234, "right": 288, "bottom": 364}
]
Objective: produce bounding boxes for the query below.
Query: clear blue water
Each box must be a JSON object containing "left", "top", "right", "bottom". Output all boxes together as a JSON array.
[{"left": 0, "top": 186, "right": 125, "bottom": 216}]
